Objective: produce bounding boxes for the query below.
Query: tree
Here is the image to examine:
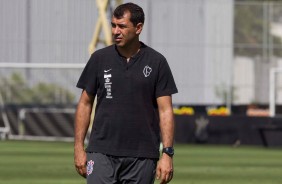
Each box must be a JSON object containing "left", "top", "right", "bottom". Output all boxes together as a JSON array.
[
  {"left": 234, "top": 1, "right": 282, "bottom": 57},
  {"left": 0, "top": 73, "right": 75, "bottom": 104}
]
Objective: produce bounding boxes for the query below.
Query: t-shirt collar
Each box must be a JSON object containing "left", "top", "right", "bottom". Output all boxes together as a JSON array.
[{"left": 114, "top": 42, "right": 146, "bottom": 60}]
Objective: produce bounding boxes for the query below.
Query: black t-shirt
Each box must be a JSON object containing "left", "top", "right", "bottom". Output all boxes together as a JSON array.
[{"left": 77, "top": 43, "right": 178, "bottom": 158}]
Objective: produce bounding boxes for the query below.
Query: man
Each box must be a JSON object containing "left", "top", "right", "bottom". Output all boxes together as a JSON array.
[{"left": 74, "top": 3, "right": 178, "bottom": 184}]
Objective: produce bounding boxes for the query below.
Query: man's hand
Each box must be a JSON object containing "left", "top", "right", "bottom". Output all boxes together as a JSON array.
[
  {"left": 74, "top": 148, "right": 87, "bottom": 178},
  {"left": 156, "top": 154, "right": 174, "bottom": 184}
]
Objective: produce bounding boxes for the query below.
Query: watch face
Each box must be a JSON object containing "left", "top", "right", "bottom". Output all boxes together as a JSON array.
[{"left": 163, "top": 147, "right": 174, "bottom": 156}]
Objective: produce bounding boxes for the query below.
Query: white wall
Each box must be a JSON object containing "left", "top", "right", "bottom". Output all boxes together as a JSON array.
[{"left": 0, "top": 0, "right": 234, "bottom": 104}]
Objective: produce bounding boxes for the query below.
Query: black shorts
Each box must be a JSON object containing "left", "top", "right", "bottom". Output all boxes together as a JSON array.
[{"left": 86, "top": 152, "right": 157, "bottom": 184}]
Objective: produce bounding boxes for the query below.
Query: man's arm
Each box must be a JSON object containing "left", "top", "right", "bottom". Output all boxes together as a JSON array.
[
  {"left": 156, "top": 95, "right": 175, "bottom": 184},
  {"left": 74, "top": 90, "right": 94, "bottom": 178}
]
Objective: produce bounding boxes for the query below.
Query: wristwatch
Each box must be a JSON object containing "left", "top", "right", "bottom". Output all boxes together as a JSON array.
[{"left": 162, "top": 147, "right": 174, "bottom": 157}]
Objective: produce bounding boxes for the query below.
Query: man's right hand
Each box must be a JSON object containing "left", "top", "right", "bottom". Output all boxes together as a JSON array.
[{"left": 74, "top": 148, "right": 87, "bottom": 178}]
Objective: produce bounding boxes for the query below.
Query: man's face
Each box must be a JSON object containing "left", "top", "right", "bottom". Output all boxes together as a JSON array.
[{"left": 111, "top": 11, "right": 142, "bottom": 48}]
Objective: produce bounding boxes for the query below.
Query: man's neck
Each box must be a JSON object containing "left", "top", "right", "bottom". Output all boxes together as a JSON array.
[{"left": 117, "top": 41, "right": 141, "bottom": 61}]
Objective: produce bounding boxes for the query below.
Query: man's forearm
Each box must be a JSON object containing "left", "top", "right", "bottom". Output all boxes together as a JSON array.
[
  {"left": 159, "top": 109, "right": 175, "bottom": 148},
  {"left": 74, "top": 95, "right": 93, "bottom": 150},
  {"left": 157, "top": 96, "right": 175, "bottom": 148}
]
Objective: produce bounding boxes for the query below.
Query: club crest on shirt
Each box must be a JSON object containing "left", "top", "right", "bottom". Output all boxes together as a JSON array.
[
  {"left": 87, "top": 160, "right": 94, "bottom": 175},
  {"left": 143, "top": 65, "right": 152, "bottom": 77}
]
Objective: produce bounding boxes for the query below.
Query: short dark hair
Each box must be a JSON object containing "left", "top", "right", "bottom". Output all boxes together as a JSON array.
[{"left": 113, "top": 2, "right": 145, "bottom": 26}]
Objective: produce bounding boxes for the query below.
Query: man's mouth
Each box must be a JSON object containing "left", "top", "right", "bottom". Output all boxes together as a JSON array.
[{"left": 115, "top": 37, "right": 122, "bottom": 42}]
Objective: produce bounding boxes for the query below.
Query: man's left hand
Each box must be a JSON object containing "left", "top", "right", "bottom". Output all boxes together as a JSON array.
[{"left": 156, "top": 153, "right": 174, "bottom": 184}]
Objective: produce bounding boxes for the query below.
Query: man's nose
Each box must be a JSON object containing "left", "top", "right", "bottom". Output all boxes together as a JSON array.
[{"left": 113, "top": 27, "right": 121, "bottom": 35}]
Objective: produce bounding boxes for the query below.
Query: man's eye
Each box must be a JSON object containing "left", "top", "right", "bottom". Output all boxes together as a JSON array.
[{"left": 111, "top": 23, "right": 116, "bottom": 28}]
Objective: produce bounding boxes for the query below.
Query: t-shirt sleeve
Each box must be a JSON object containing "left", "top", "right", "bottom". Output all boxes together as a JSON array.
[
  {"left": 76, "top": 54, "right": 99, "bottom": 96},
  {"left": 155, "top": 58, "right": 178, "bottom": 98}
]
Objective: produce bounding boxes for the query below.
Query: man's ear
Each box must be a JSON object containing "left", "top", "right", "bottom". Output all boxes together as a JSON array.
[{"left": 136, "top": 23, "right": 143, "bottom": 35}]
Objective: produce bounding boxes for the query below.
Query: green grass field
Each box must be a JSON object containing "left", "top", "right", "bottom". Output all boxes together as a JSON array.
[{"left": 1, "top": 141, "right": 282, "bottom": 184}]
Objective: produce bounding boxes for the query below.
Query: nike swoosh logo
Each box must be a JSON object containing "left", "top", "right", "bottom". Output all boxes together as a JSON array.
[{"left": 104, "top": 69, "right": 112, "bottom": 72}]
